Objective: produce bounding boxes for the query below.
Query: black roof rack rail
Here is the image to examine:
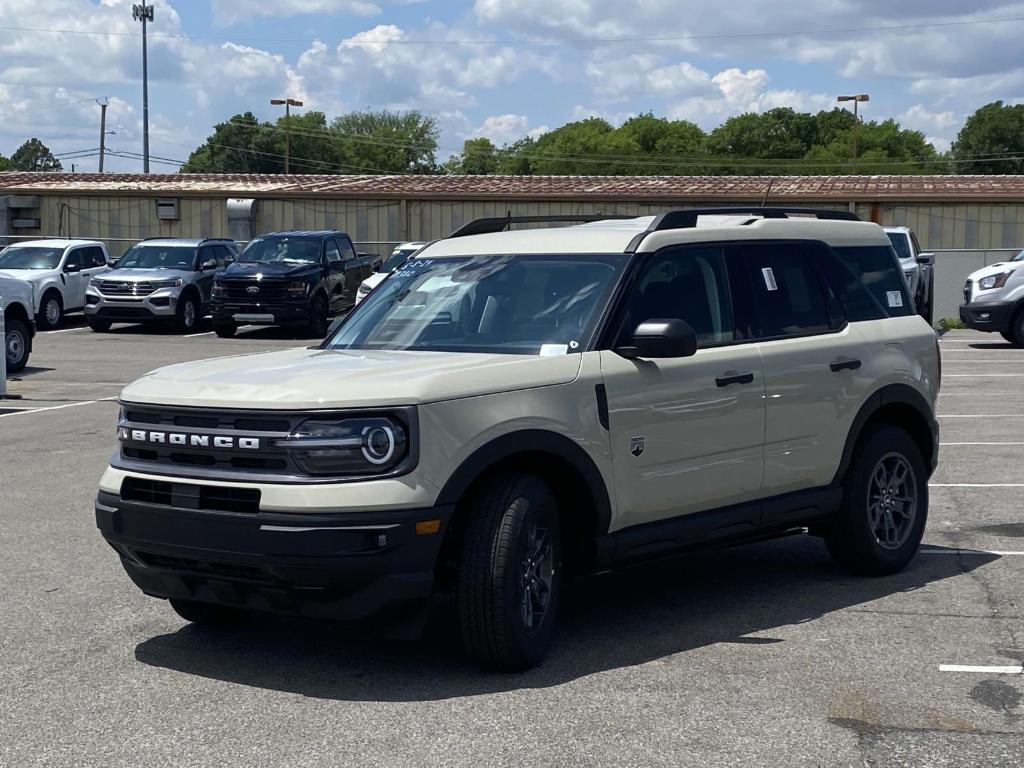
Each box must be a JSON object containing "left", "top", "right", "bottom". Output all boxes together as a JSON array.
[
  {"left": 624, "top": 207, "right": 862, "bottom": 252},
  {"left": 448, "top": 214, "right": 637, "bottom": 239},
  {"left": 648, "top": 207, "right": 860, "bottom": 232}
]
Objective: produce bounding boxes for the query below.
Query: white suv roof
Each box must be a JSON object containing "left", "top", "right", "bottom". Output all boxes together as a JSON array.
[
  {"left": 4, "top": 239, "right": 103, "bottom": 249},
  {"left": 421, "top": 211, "right": 891, "bottom": 258}
]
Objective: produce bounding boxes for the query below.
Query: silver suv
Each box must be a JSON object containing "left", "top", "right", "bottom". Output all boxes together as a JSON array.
[
  {"left": 85, "top": 238, "right": 238, "bottom": 333},
  {"left": 95, "top": 208, "right": 940, "bottom": 671}
]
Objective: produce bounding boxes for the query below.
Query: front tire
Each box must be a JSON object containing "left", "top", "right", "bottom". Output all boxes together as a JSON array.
[
  {"left": 175, "top": 293, "right": 200, "bottom": 333},
  {"left": 213, "top": 319, "right": 237, "bottom": 338},
  {"left": 826, "top": 426, "right": 928, "bottom": 576},
  {"left": 37, "top": 291, "right": 64, "bottom": 330},
  {"left": 4, "top": 317, "right": 30, "bottom": 373},
  {"left": 169, "top": 599, "right": 248, "bottom": 626},
  {"left": 1009, "top": 308, "right": 1024, "bottom": 348},
  {"left": 87, "top": 317, "right": 112, "bottom": 333},
  {"left": 306, "top": 294, "right": 329, "bottom": 338},
  {"left": 458, "top": 474, "right": 561, "bottom": 672}
]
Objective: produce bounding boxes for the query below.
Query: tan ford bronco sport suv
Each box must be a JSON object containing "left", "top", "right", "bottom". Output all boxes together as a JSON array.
[{"left": 96, "top": 208, "right": 940, "bottom": 671}]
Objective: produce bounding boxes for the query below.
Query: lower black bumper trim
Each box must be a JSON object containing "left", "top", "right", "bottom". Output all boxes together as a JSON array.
[{"left": 959, "top": 301, "right": 1014, "bottom": 333}]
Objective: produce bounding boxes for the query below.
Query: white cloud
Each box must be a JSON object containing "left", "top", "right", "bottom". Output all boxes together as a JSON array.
[{"left": 211, "top": 1, "right": 388, "bottom": 25}]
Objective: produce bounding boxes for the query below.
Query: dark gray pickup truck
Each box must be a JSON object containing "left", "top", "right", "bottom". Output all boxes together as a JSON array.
[{"left": 211, "top": 230, "right": 381, "bottom": 338}]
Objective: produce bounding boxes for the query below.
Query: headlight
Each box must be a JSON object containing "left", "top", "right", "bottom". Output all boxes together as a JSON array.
[
  {"left": 287, "top": 281, "right": 308, "bottom": 295},
  {"left": 978, "top": 270, "right": 1016, "bottom": 290},
  {"left": 276, "top": 416, "right": 409, "bottom": 476},
  {"left": 357, "top": 283, "right": 371, "bottom": 296},
  {"left": 212, "top": 282, "right": 226, "bottom": 297},
  {"left": 151, "top": 278, "right": 183, "bottom": 289}
]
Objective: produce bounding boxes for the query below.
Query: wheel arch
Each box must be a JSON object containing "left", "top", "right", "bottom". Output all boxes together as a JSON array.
[
  {"left": 435, "top": 430, "right": 613, "bottom": 579},
  {"left": 833, "top": 384, "right": 938, "bottom": 484},
  {"left": 4, "top": 299, "right": 30, "bottom": 325}
]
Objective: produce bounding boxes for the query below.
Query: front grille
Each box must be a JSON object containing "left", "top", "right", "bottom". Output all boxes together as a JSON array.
[
  {"left": 118, "top": 404, "right": 310, "bottom": 478},
  {"left": 964, "top": 280, "right": 972, "bottom": 304},
  {"left": 216, "top": 280, "right": 290, "bottom": 301},
  {"left": 122, "top": 476, "right": 261, "bottom": 514},
  {"left": 95, "top": 280, "right": 156, "bottom": 297}
]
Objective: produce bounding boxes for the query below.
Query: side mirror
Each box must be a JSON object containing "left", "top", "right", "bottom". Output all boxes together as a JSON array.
[
  {"left": 64, "top": 263, "right": 80, "bottom": 274},
  {"left": 107, "top": 259, "right": 119, "bottom": 269},
  {"left": 617, "top": 319, "right": 698, "bottom": 360},
  {"left": 201, "top": 259, "right": 218, "bottom": 271},
  {"left": 916, "top": 252, "right": 934, "bottom": 266}
]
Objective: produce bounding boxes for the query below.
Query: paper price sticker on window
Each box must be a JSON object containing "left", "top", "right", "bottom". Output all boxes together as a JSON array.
[
  {"left": 887, "top": 291, "right": 904, "bottom": 308},
  {"left": 761, "top": 267, "right": 779, "bottom": 292}
]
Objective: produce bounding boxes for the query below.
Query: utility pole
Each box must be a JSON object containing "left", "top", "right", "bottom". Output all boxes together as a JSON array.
[
  {"left": 837, "top": 93, "right": 870, "bottom": 166},
  {"left": 98, "top": 98, "right": 109, "bottom": 173},
  {"left": 132, "top": 4, "right": 154, "bottom": 173},
  {"left": 271, "top": 98, "right": 304, "bottom": 174}
]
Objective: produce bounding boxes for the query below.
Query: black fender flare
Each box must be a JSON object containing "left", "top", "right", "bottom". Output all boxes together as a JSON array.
[
  {"left": 832, "top": 384, "right": 938, "bottom": 484},
  {"left": 435, "top": 429, "right": 613, "bottom": 535}
]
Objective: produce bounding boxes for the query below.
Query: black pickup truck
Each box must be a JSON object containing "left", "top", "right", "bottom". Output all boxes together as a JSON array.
[{"left": 211, "top": 230, "right": 381, "bottom": 338}]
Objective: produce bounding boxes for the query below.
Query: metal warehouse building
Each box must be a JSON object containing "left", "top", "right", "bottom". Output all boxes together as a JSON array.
[{"left": 2, "top": 172, "right": 1023, "bottom": 321}]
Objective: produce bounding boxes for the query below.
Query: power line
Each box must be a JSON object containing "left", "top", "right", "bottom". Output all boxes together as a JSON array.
[{"left": 0, "top": 16, "right": 1022, "bottom": 46}]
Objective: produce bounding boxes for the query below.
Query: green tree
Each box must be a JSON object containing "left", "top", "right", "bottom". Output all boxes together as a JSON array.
[
  {"left": 0, "top": 154, "right": 9, "bottom": 172},
  {"left": 330, "top": 110, "right": 439, "bottom": 174},
  {"left": 952, "top": 101, "right": 1024, "bottom": 174},
  {"left": 8, "top": 138, "right": 62, "bottom": 172},
  {"left": 182, "top": 112, "right": 285, "bottom": 173},
  {"left": 446, "top": 137, "right": 500, "bottom": 175}
]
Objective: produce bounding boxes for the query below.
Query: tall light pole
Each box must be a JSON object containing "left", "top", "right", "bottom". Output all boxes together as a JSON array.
[
  {"left": 271, "top": 98, "right": 303, "bottom": 174},
  {"left": 837, "top": 93, "right": 870, "bottom": 165},
  {"left": 132, "top": 3, "right": 154, "bottom": 173},
  {"left": 98, "top": 98, "right": 109, "bottom": 173}
]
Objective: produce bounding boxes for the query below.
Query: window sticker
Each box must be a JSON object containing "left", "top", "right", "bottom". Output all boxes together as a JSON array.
[
  {"left": 762, "top": 267, "right": 779, "bottom": 291},
  {"left": 886, "top": 291, "right": 904, "bottom": 308},
  {"left": 540, "top": 344, "right": 569, "bottom": 356}
]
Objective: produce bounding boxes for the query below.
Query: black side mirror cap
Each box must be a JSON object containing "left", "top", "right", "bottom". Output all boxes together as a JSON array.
[{"left": 617, "top": 319, "right": 698, "bottom": 359}]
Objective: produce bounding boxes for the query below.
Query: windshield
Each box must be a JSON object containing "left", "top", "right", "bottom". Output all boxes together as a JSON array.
[
  {"left": 1013, "top": 250, "right": 1024, "bottom": 262},
  {"left": 0, "top": 246, "right": 64, "bottom": 270},
  {"left": 328, "top": 254, "right": 624, "bottom": 355},
  {"left": 117, "top": 244, "right": 196, "bottom": 270},
  {"left": 383, "top": 247, "right": 419, "bottom": 273},
  {"left": 886, "top": 232, "right": 912, "bottom": 262},
  {"left": 238, "top": 237, "right": 322, "bottom": 264}
]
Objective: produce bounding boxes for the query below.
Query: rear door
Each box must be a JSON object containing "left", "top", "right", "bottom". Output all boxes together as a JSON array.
[
  {"left": 732, "top": 241, "right": 871, "bottom": 500},
  {"left": 600, "top": 244, "right": 766, "bottom": 533}
]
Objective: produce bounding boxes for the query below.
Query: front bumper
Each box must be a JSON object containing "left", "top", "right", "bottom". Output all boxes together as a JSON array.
[
  {"left": 96, "top": 490, "right": 453, "bottom": 620},
  {"left": 85, "top": 289, "right": 180, "bottom": 321},
  {"left": 959, "top": 300, "right": 1014, "bottom": 333},
  {"left": 211, "top": 298, "right": 309, "bottom": 326}
]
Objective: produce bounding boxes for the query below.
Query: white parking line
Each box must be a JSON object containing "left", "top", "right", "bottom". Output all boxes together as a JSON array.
[
  {"left": 929, "top": 483, "right": 1024, "bottom": 488},
  {"left": 943, "top": 374, "right": 1024, "bottom": 378},
  {"left": 0, "top": 398, "right": 115, "bottom": 419},
  {"left": 922, "top": 549, "right": 1024, "bottom": 556},
  {"left": 939, "top": 665, "right": 1024, "bottom": 674},
  {"left": 186, "top": 331, "right": 215, "bottom": 338},
  {"left": 40, "top": 326, "right": 89, "bottom": 334},
  {"left": 937, "top": 414, "right": 1024, "bottom": 418},
  {"left": 941, "top": 442, "right": 1024, "bottom": 446}
]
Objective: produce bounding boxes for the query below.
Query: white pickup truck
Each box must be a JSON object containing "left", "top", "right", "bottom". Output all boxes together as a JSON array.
[
  {"left": 883, "top": 227, "right": 935, "bottom": 325},
  {"left": 0, "top": 239, "right": 112, "bottom": 329},
  {"left": 0, "top": 273, "right": 35, "bottom": 373}
]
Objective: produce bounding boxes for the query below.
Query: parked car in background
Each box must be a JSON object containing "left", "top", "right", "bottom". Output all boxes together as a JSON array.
[
  {"left": 211, "top": 230, "right": 380, "bottom": 338},
  {"left": 884, "top": 227, "right": 934, "bottom": 325},
  {"left": 960, "top": 249, "right": 1024, "bottom": 346},
  {"left": 355, "top": 241, "right": 427, "bottom": 304},
  {"left": 0, "top": 240, "right": 110, "bottom": 329},
  {"left": 84, "top": 238, "right": 238, "bottom": 333},
  {"left": 0, "top": 274, "right": 35, "bottom": 373}
]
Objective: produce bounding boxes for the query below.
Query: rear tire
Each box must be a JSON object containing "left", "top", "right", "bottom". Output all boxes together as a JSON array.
[
  {"left": 169, "top": 599, "right": 248, "bottom": 626},
  {"left": 37, "top": 291, "right": 64, "bottom": 330},
  {"left": 4, "top": 317, "right": 30, "bottom": 373},
  {"left": 87, "top": 317, "right": 112, "bottom": 333},
  {"left": 306, "top": 294, "right": 329, "bottom": 338},
  {"left": 213, "top": 320, "right": 237, "bottom": 338},
  {"left": 175, "top": 293, "right": 200, "bottom": 333},
  {"left": 826, "top": 426, "right": 927, "bottom": 576},
  {"left": 457, "top": 473, "right": 561, "bottom": 672}
]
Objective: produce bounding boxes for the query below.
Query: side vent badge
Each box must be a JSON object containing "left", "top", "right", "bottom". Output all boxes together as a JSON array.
[{"left": 630, "top": 436, "right": 645, "bottom": 458}]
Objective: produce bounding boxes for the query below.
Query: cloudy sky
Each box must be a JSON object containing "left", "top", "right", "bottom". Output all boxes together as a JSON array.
[{"left": 1, "top": 0, "right": 1022, "bottom": 172}]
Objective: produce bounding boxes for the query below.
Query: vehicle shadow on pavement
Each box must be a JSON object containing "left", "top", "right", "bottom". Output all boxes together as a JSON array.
[{"left": 134, "top": 537, "right": 995, "bottom": 701}]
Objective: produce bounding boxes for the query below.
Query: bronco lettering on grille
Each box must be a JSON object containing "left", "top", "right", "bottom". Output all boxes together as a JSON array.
[{"left": 119, "top": 428, "right": 261, "bottom": 450}]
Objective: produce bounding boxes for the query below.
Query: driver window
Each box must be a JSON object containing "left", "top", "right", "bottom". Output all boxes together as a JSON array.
[
  {"left": 64, "top": 249, "right": 83, "bottom": 270},
  {"left": 325, "top": 240, "right": 341, "bottom": 264},
  {"left": 618, "top": 246, "right": 735, "bottom": 348}
]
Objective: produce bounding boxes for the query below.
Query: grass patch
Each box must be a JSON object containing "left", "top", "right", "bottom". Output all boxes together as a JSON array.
[{"left": 938, "top": 317, "right": 967, "bottom": 331}]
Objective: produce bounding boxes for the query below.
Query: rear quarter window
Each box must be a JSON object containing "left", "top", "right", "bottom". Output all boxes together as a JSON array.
[{"left": 831, "top": 246, "right": 913, "bottom": 320}]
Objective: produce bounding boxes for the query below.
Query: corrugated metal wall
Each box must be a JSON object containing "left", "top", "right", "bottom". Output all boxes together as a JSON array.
[{"left": 12, "top": 194, "right": 1024, "bottom": 258}]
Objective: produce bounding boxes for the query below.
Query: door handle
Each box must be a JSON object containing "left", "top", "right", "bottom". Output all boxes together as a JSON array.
[
  {"left": 716, "top": 371, "right": 755, "bottom": 387},
  {"left": 830, "top": 358, "right": 862, "bottom": 372}
]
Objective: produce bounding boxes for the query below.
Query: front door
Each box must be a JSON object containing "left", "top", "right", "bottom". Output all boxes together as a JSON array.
[
  {"left": 600, "top": 244, "right": 766, "bottom": 533},
  {"left": 324, "top": 239, "right": 347, "bottom": 313},
  {"left": 61, "top": 247, "right": 87, "bottom": 309}
]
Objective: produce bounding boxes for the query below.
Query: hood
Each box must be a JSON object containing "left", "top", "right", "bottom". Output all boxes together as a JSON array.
[
  {"left": 0, "top": 268, "right": 55, "bottom": 283},
  {"left": 222, "top": 261, "right": 319, "bottom": 280},
  {"left": 0, "top": 274, "right": 33, "bottom": 302},
  {"left": 968, "top": 261, "right": 1022, "bottom": 282},
  {"left": 102, "top": 268, "right": 189, "bottom": 281},
  {"left": 121, "top": 347, "right": 584, "bottom": 410},
  {"left": 360, "top": 272, "right": 387, "bottom": 291}
]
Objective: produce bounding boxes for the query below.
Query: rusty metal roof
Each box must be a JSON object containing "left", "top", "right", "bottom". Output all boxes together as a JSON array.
[{"left": 2, "top": 172, "right": 1024, "bottom": 201}]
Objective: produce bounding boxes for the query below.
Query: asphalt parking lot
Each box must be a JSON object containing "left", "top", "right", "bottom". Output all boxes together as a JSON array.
[{"left": 1, "top": 320, "right": 1022, "bottom": 767}]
